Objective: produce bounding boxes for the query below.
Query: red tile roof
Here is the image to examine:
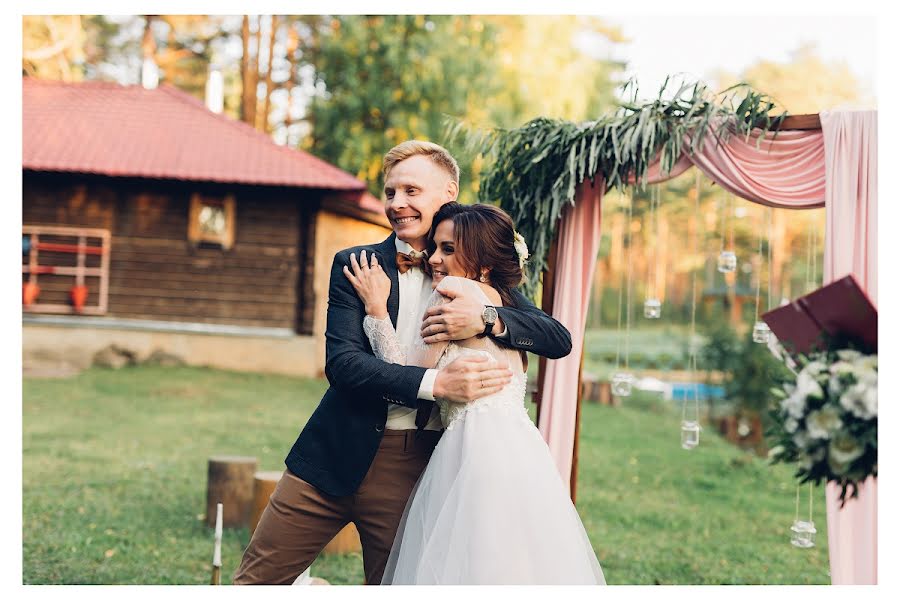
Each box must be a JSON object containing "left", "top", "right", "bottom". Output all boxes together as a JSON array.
[{"left": 22, "top": 77, "right": 366, "bottom": 192}]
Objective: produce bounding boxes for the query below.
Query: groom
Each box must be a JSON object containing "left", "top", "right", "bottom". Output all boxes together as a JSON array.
[{"left": 233, "top": 140, "right": 572, "bottom": 585}]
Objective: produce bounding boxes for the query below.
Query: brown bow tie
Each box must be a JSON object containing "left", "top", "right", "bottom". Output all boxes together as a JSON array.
[{"left": 396, "top": 250, "right": 428, "bottom": 274}]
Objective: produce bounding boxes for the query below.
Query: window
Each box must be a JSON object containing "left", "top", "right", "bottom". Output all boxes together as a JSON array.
[{"left": 189, "top": 193, "right": 235, "bottom": 249}]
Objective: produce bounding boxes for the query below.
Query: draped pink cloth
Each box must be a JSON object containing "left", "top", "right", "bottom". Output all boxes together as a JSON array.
[
  {"left": 820, "top": 110, "right": 877, "bottom": 585},
  {"left": 538, "top": 110, "right": 876, "bottom": 583},
  {"left": 538, "top": 177, "right": 605, "bottom": 482},
  {"left": 685, "top": 128, "right": 826, "bottom": 207}
]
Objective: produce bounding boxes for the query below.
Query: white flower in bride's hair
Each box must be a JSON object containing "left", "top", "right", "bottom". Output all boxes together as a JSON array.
[{"left": 513, "top": 231, "right": 529, "bottom": 269}]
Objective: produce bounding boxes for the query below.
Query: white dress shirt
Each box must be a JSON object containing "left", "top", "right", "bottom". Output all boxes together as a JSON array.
[{"left": 385, "top": 238, "right": 444, "bottom": 431}]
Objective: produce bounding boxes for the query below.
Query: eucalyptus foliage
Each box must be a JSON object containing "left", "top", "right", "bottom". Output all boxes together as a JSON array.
[{"left": 445, "top": 79, "right": 787, "bottom": 296}]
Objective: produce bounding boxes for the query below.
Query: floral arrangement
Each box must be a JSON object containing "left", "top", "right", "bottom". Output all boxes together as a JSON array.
[{"left": 767, "top": 347, "right": 877, "bottom": 506}]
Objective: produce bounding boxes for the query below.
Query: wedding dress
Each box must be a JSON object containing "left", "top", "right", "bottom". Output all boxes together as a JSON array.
[{"left": 364, "top": 276, "right": 606, "bottom": 585}]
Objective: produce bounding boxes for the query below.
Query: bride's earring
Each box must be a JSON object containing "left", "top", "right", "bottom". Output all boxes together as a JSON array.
[{"left": 479, "top": 271, "right": 488, "bottom": 283}]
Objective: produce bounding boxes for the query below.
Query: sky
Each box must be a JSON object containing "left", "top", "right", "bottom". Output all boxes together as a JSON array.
[{"left": 589, "top": 15, "right": 877, "bottom": 104}]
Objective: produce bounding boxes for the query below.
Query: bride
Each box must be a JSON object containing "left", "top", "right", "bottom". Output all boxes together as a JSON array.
[{"left": 343, "top": 202, "right": 605, "bottom": 585}]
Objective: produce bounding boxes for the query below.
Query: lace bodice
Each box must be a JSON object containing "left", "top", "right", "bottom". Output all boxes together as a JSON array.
[
  {"left": 362, "top": 276, "right": 530, "bottom": 430},
  {"left": 432, "top": 345, "right": 531, "bottom": 431}
]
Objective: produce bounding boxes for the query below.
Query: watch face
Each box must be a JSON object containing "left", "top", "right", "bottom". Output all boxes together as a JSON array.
[{"left": 483, "top": 306, "right": 498, "bottom": 323}]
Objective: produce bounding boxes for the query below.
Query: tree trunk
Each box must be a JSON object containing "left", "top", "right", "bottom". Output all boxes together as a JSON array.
[
  {"left": 261, "top": 15, "right": 279, "bottom": 133},
  {"left": 141, "top": 15, "right": 156, "bottom": 82},
  {"left": 206, "top": 455, "right": 258, "bottom": 528},
  {"left": 240, "top": 15, "right": 257, "bottom": 126}
]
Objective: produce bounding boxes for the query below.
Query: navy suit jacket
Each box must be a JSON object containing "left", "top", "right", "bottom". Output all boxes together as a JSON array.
[{"left": 284, "top": 233, "right": 572, "bottom": 496}]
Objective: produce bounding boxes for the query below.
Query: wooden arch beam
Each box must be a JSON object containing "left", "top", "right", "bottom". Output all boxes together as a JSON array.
[{"left": 776, "top": 114, "right": 822, "bottom": 131}]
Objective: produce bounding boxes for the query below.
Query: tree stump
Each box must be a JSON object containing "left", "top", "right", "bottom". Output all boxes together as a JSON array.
[
  {"left": 581, "top": 373, "right": 600, "bottom": 403},
  {"left": 598, "top": 381, "right": 615, "bottom": 406},
  {"left": 324, "top": 523, "right": 362, "bottom": 554},
  {"left": 249, "top": 470, "right": 283, "bottom": 536},
  {"left": 206, "top": 456, "right": 258, "bottom": 528},
  {"left": 248, "top": 469, "right": 361, "bottom": 553}
]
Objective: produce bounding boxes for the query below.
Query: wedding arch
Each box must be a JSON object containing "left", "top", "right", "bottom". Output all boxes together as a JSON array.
[{"left": 449, "top": 81, "right": 877, "bottom": 585}]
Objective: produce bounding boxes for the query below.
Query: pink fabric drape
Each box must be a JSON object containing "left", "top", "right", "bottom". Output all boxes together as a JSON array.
[
  {"left": 685, "top": 127, "right": 826, "bottom": 207},
  {"left": 821, "top": 110, "right": 877, "bottom": 585},
  {"left": 538, "top": 177, "right": 605, "bottom": 483},
  {"left": 538, "top": 110, "right": 876, "bottom": 584}
]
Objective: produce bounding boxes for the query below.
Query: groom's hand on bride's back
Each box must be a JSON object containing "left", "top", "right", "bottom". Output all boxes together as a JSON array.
[
  {"left": 421, "top": 286, "right": 497, "bottom": 343},
  {"left": 433, "top": 354, "right": 512, "bottom": 403}
]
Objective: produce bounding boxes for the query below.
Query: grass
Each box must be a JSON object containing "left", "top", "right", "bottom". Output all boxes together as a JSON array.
[{"left": 23, "top": 365, "right": 830, "bottom": 584}]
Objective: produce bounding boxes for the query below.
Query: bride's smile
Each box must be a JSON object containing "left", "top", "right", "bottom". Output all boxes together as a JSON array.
[{"left": 428, "top": 220, "right": 464, "bottom": 288}]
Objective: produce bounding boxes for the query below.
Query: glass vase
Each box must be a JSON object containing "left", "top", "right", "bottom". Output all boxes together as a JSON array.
[
  {"left": 752, "top": 320, "right": 771, "bottom": 344},
  {"left": 681, "top": 420, "right": 700, "bottom": 450},
  {"left": 611, "top": 372, "right": 635, "bottom": 397},
  {"left": 643, "top": 298, "right": 662, "bottom": 319},
  {"left": 717, "top": 250, "right": 737, "bottom": 273},
  {"left": 790, "top": 520, "right": 816, "bottom": 548}
]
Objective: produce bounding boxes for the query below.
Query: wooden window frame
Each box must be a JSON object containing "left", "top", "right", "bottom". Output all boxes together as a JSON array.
[{"left": 188, "top": 192, "right": 236, "bottom": 249}]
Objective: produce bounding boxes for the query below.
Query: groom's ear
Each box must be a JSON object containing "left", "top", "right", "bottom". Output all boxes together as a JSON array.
[{"left": 445, "top": 179, "right": 459, "bottom": 202}]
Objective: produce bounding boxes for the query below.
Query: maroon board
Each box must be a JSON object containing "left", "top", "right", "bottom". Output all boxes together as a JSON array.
[{"left": 762, "top": 274, "right": 877, "bottom": 356}]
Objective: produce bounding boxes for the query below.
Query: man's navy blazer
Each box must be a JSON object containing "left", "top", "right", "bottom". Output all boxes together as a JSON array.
[{"left": 284, "top": 234, "right": 572, "bottom": 496}]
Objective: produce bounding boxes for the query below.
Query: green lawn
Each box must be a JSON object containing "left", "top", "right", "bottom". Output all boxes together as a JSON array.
[{"left": 23, "top": 365, "right": 830, "bottom": 584}]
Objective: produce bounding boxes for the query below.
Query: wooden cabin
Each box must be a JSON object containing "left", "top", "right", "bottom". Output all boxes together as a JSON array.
[{"left": 22, "top": 77, "right": 391, "bottom": 377}]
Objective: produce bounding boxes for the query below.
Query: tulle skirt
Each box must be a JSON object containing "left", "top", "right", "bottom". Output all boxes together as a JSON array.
[{"left": 380, "top": 399, "right": 606, "bottom": 585}]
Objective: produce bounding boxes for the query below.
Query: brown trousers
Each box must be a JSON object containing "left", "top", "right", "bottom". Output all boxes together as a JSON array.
[{"left": 233, "top": 429, "right": 441, "bottom": 585}]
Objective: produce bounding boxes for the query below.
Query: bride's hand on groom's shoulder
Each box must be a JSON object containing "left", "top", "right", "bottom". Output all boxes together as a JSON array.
[
  {"left": 433, "top": 354, "right": 513, "bottom": 403},
  {"left": 343, "top": 250, "right": 390, "bottom": 319}
]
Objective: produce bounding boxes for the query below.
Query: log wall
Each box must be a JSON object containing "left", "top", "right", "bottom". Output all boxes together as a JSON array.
[{"left": 23, "top": 173, "right": 314, "bottom": 330}]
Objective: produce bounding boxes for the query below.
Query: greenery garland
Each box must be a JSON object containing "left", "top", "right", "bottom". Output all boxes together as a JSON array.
[{"left": 444, "top": 79, "right": 787, "bottom": 296}]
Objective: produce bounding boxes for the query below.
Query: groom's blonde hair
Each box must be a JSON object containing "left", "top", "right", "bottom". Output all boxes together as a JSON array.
[{"left": 382, "top": 140, "right": 460, "bottom": 184}]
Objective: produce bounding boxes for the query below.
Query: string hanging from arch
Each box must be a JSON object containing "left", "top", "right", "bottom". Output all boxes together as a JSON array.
[
  {"left": 644, "top": 184, "right": 662, "bottom": 319},
  {"left": 680, "top": 170, "right": 703, "bottom": 450},
  {"left": 612, "top": 192, "right": 636, "bottom": 398},
  {"left": 752, "top": 207, "right": 773, "bottom": 344}
]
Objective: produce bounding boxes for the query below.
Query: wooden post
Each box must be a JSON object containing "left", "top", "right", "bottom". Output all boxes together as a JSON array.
[
  {"left": 206, "top": 456, "right": 257, "bottom": 528},
  {"left": 570, "top": 350, "right": 585, "bottom": 503},
  {"left": 534, "top": 232, "right": 560, "bottom": 424}
]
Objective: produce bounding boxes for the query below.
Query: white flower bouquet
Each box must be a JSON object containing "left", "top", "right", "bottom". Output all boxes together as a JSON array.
[{"left": 768, "top": 348, "right": 877, "bottom": 506}]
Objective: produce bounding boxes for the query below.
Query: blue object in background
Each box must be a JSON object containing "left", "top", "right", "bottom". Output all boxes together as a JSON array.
[
  {"left": 670, "top": 382, "right": 725, "bottom": 401},
  {"left": 23, "top": 236, "right": 31, "bottom": 255}
]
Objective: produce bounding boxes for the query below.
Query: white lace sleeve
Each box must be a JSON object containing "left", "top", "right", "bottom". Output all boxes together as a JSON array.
[{"left": 363, "top": 315, "right": 406, "bottom": 365}]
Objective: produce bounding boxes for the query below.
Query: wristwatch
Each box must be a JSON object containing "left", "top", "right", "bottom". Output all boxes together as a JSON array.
[{"left": 479, "top": 305, "right": 498, "bottom": 338}]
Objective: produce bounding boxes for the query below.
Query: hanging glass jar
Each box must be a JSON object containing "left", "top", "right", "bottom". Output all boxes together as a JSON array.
[
  {"left": 752, "top": 320, "right": 771, "bottom": 344},
  {"left": 717, "top": 250, "right": 737, "bottom": 273},
  {"left": 681, "top": 420, "right": 700, "bottom": 449},
  {"left": 790, "top": 520, "right": 817, "bottom": 548},
  {"left": 611, "top": 372, "right": 635, "bottom": 397},
  {"left": 643, "top": 298, "right": 661, "bottom": 319}
]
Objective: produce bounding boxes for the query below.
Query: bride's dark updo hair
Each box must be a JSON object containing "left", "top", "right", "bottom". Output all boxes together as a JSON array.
[{"left": 428, "top": 202, "right": 524, "bottom": 307}]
